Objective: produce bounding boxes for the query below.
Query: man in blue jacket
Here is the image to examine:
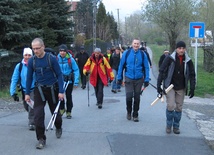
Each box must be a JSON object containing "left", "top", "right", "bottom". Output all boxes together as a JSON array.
[
  {"left": 25, "top": 38, "right": 64, "bottom": 149},
  {"left": 117, "top": 38, "right": 150, "bottom": 122},
  {"left": 10, "top": 47, "right": 35, "bottom": 130},
  {"left": 57, "top": 44, "right": 79, "bottom": 119}
]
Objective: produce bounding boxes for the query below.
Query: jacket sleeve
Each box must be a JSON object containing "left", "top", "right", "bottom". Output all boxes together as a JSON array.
[
  {"left": 103, "top": 57, "right": 114, "bottom": 80},
  {"left": 143, "top": 52, "right": 150, "bottom": 82},
  {"left": 52, "top": 56, "right": 64, "bottom": 93},
  {"left": 71, "top": 57, "right": 80, "bottom": 86},
  {"left": 188, "top": 60, "right": 196, "bottom": 90},
  {"left": 83, "top": 58, "right": 91, "bottom": 75},
  {"left": 10, "top": 63, "right": 20, "bottom": 96},
  {"left": 117, "top": 51, "right": 127, "bottom": 81}
]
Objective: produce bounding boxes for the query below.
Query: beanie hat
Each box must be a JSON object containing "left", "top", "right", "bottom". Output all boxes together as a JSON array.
[
  {"left": 59, "top": 44, "right": 68, "bottom": 51},
  {"left": 94, "top": 48, "right": 101, "bottom": 53},
  {"left": 23, "top": 47, "right": 33, "bottom": 56},
  {"left": 176, "top": 41, "right": 186, "bottom": 49},
  {"left": 80, "top": 46, "right": 84, "bottom": 50}
]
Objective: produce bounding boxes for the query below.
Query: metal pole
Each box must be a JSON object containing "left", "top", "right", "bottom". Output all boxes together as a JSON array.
[
  {"left": 195, "top": 38, "right": 198, "bottom": 84},
  {"left": 93, "top": 0, "right": 99, "bottom": 50}
]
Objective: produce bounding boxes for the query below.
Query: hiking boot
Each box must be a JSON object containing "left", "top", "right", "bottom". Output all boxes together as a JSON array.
[
  {"left": 29, "top": 124, "right": 35, "bottom": 131},
  {"left": 66, "top": 112, "right": 72, "bottom": 119},
  {"left": 173, "top": 128, "right": 180, "bottom": 134},
  {"left": 133, "top": 117, "right": 139, "bottom": 122},
  {"left": 166, "top": 126, "right": 172, "bottom": 134},
  {"left": 60, "top": 109, "right": 65, "bottom": 116},
  {"left": 111, "top": 89, "right": 117, "bottom": 93},
  {"left": 127, "top": 113, "right": 131, "bottom": 120},
  {"left": 56, "top": 128, "right": 62, "bottom": 138},
  {"left": 98, "top": 104, "right": 102, "bottom": 109},
  {"left": 36, "top": 139, "right": 46, "bottom": 149}
]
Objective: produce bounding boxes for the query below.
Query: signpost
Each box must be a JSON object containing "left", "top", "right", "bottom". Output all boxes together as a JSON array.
[{"left": 189, "top": 22, "right": 205, "bottom": 82}]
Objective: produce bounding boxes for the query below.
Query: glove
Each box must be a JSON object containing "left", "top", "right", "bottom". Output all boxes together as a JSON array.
[
  {"left": 117, "top": 80, "right": 122, "bottom": 85},
  {"left": 144, "top": 82, "right": 149, "bottom": 88},
  {"left": 12, "top": 93, "right": 19, "bottom": 102},
  {"left": 188, "top": 89, "right": 194, "bottom": 98},
  {"left": 157, "top": 86, "right": 163, "bottom": 95},
  {"left": 85, "top": 71, "right": 90, "bottom": 76}
]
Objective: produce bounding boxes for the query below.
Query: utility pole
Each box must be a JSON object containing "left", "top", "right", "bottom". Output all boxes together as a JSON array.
[
  {"left": 93, "top": 0, "right": 99, "bottom": 50},
  {"left": 117, "top": 8, "right": 120, "bottom": 45}
]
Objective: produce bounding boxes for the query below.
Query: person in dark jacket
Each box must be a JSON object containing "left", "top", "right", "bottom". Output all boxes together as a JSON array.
[
  {"left": 158, "top": 49, "right": 170, "bottom": 68},
  {"left": 157, "top": 41, "right": 196, "bottom": 134},
  {"left": 110, "top": 47, "right": 121, "bottom": 93},
  {"left": 25, "top": 38, "right": 64, "bottom": 149},
  {"left": 117, "top": 38, "right": 150, "bottom": 122},
  {"left": 75, "top": 46, "right": 89, "bottom": 89}
]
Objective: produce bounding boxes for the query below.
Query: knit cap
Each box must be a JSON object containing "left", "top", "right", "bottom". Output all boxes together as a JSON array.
[
  {"left": 176, "top": 41, "right": 186, "bottom": 48},
  {"left": 23, "top": 48, "right": 33, "bottom": 56}
]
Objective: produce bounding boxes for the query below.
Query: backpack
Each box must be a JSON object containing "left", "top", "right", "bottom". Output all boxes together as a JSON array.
[
  {"left": 33, "top": 53, "right": 57, "bottom": 78},
  {"left": 17, "top": 62, "right": 23, "bottom": 91},
  {"left": 123, "top": 48, "right": 145, "bottom": 75}
]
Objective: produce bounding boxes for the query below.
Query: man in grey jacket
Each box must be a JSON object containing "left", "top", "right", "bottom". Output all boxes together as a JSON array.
[{"left": 157, "top": 41, "right": 196, "bottom": 134}]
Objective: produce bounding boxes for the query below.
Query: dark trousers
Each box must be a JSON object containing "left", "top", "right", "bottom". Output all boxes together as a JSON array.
[
  {"left": 94, "top": 77, "right": 104, "bottom": 104},
  {"left": 60, "top": 83, "right": 73, "bottom": 113},
  {"left": 80, "top": 67, "right": 86, "bottom": 87},
  {"left": 125, "top": 77, "right": 144, "bottom": 117},
  {"left": 34, "top": 86, "right": 62, "bottom": 140}
]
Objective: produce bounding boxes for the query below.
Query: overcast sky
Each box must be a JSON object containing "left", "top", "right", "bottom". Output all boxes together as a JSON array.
[{"left": 102, "top": 0, "right": 146, "bottom": 21}]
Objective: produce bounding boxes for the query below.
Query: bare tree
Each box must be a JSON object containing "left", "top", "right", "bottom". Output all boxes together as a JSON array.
[{"left": 143, "top": 0, "right": 195, "bottom": 52}]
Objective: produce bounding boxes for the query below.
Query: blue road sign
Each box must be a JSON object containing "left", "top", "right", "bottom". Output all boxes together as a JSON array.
[{"left": 189, "top": 22, "right": 205, "bottom": 38}]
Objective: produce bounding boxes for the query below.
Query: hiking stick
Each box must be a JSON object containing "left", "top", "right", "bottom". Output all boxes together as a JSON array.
[
  {"left": 46, "top": 82, "right": 69, "bottom": 131},
  {"left": 87, "top": 80, "right": 90, "bottom": 107},
  {"left": 151, "top": 84, "right": 174, "bottom": 106}
]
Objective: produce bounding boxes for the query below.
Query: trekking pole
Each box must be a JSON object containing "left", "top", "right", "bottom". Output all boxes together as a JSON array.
[
  {"left": 149, "top": 82, "right": 157, "bottom": 89},
  {"left": 46, "top": 82, "right": 69, "bottom": 131},
  {"left": 87, "top": 80, "right": 90, "bottom": 107},
  {"left": 46, "top": 100, "right": 61, "bottom": 131}
]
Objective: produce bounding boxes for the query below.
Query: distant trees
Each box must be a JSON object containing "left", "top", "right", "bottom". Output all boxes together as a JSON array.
[
  {"left": 143, "top": 0, "right": 196, "bottom": 52},
  {"left": 74, "top": 1, "right": 119, "bottom": 46}
]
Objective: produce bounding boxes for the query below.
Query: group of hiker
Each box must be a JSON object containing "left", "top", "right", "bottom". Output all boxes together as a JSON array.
[{"left": 9, "top": 37, "right": 196, "bottom": 149}]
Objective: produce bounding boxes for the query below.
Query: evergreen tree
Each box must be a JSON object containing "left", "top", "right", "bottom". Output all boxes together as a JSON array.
[{"left": 0, "top": 0, "right": 40, "bottom": 49}]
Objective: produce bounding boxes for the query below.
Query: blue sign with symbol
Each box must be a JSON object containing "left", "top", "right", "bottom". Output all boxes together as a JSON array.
[{"left": 189, "top": 22, "right": 205, "bottom": 38}]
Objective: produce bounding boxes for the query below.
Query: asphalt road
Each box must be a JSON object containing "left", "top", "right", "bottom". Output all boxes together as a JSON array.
[{"left": 0, "top": 48, "right": 213, "bottom": 155}]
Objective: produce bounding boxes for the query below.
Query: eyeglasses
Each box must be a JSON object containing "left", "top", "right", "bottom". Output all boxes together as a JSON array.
[{"left": 32, "top": 46, "right": 42, "bottom": 51}]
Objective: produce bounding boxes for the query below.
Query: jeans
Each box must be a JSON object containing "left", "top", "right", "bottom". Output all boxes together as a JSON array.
[{"left": 112, "top": 69, "right": 121, "bottom": 90}]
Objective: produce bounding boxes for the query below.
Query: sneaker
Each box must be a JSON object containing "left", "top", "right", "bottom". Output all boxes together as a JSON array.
[
  {"left": 29, "top": 124, "right": 35, "bottom": 131},
  {"left": 117, "top": 89, "right": 121, "bottom": 92},
  {"left": 173, "top": 128, "right": 180, "bottom": 134},
  {"left": 127, "top": 113, "right": 131, "bottom": 120},
  {"left": 98, "top": 104, "right": 102, "bottom": 109},
  {"left": 133, "top": 117, "right": 139, "bottom": 122},
  {"left": 36, "top": 139, "right": 46, "bottom": 149},
  {"left": 111, "top": 89, "right": 117, "bottom": 93},
  {"left": 66, "top": 112, "right": 72, "bottom": 119},
  {"left": 56, "top": 128, "right": 62, "bottom": 138},
  {"left": 60, "top": 109, "right": 65, "bottom": 116},
  {"left": 166, "top": 126, "right": 172, "bottom": 134},
  {"left": 82, "top": 85, "right": 86, "bottom": 89}
]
